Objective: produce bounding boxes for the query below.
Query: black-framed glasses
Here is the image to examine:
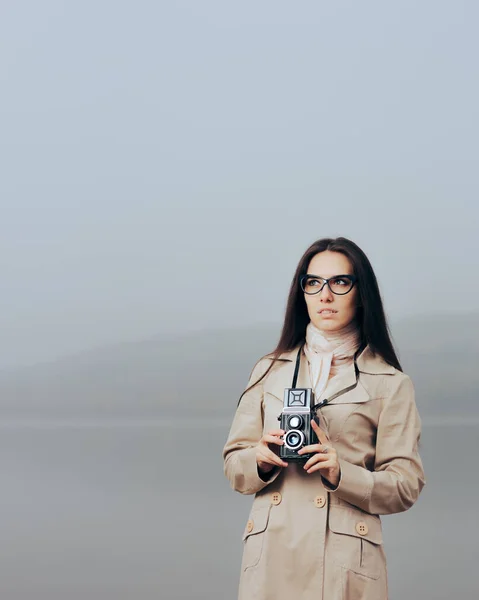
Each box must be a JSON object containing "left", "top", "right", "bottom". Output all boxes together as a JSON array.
[{"left": 300, "top": 274, "right": 358, "bottom": 296}]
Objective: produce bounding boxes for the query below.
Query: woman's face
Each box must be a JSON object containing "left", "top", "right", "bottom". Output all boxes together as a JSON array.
[{"left": 303, "top": 251, "right": 359, "bottom": 333}]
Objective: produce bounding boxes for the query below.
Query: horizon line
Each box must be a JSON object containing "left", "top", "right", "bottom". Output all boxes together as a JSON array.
[{"left": 1, "top": 309, "right": 477, "bottom": 373}]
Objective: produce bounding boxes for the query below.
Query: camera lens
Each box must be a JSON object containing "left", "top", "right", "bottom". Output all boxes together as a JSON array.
[
  {"left": 288, "top": 415, "right": 303, "bottom": 429},
  {"left": 285, "top": 430, "right": 304, "bottom": 450},
  {"left": 288, "top": 432, "right": 301, "bottom": 446}
]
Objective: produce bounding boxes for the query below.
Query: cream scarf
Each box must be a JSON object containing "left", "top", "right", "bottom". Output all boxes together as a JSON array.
[{"left": 304, "top": 320, "right": 361, "bottom": 398}]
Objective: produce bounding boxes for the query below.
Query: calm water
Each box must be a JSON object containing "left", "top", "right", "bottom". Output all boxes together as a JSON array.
[{"left": 0, "top": 421, "right": 476, "bottom": 599}]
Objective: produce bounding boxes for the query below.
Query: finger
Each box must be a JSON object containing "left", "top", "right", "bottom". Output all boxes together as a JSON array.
[
  {"left": 267, "top": 429, "right": 285, "bottom": 437},
  {"left": 260, "top": 448, "right": 288, "bottom": 468},
  {"left": 298, "top": 442, "right": 334, "bottom": 454},
  {"left": 262, "top": 435, "right": 284, "bottom": 446},
  {"left": 297, "top": 444, "right": 322, "bottom": 455},
  {"left": 302, "top": 453, "right": 331, "bottom": 470},
  {"left": 308, "top": 443, "right": 335, "bottom": 454},
  {"left": 305, "top": 460, "right": 336, "bottom": 474}
]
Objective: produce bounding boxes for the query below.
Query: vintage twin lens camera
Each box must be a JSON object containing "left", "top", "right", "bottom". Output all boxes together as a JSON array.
[{"left": 278, "top": 387, "right": 319, "bottom": 460}]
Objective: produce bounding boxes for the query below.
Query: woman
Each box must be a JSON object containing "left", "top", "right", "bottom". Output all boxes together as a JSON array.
[{"left": 222, "top": 237, "right": 425, "bottom": 600}]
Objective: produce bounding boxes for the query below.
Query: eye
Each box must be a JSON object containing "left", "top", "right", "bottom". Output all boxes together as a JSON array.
[
  {"left": 307, "top": 278, "right": 322, "bottom": 286},
  {"left": 331, "top": 277, "right": 349, "bottom": 286}
]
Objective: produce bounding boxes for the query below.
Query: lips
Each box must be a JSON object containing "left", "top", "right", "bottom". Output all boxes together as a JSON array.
[{"left": 319, "top": 309, "right": 337, "bottom": 314}]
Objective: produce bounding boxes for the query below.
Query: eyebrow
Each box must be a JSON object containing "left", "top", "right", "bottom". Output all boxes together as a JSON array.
[{"left": 305, "top": 273, "right": 353, "bottom": 279}]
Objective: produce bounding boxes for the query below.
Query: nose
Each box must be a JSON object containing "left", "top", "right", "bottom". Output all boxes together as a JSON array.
[{"left": 319, "top": 282, "right": 333, "bottom": 301}]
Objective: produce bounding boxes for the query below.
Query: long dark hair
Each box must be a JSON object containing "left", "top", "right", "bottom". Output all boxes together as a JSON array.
[{"left": 239, "top": 237, "right": 402, "bottom": 403}]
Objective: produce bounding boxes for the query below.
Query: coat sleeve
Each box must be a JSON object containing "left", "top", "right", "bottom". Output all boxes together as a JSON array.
[
  {"left": 222, "top": 358, "right": 283, "bottom": 495},
  {"left": 327, "top": 373, "right": 426, "bottom": 515}
]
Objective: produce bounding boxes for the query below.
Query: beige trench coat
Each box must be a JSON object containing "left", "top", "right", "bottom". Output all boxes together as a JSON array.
[{"left": 223, "top": 345, "right": 425, "bottom": 600}]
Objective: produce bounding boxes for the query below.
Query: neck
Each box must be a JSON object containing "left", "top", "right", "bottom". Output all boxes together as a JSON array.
[{"left": 308, "top": 319, "right": 359, "bottom": 342}]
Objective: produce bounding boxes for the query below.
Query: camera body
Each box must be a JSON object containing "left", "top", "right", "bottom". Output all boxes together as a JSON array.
[{"left": 278, "top": 387, "right": 319, "bottom": 460}]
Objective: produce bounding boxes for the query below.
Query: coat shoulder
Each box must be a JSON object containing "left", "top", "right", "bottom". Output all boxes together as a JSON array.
[
  {"left": 359, "top": 358, "right": 414, "bottom": 402},
  {"left": 363, "top": 369, "right": 416, "bottom": 412},
  {"left": 254, "top": 352, "right": 291, "bottom": 374},
  {"left": 386, "top": 369, "right": 415, "bottom": 396}
]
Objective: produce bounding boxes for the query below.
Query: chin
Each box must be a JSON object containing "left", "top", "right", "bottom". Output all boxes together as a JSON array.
[{"left": 313, "top": 319, "right": 341, "bottom": 332}]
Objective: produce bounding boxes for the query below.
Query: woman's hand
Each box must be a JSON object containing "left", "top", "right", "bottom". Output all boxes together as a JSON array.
[
  {"left": 256, "top": 429, "right": 289, "bottom": 473},
  {"left": 298, "top": 420, "right": 341, "bottom": 487}
]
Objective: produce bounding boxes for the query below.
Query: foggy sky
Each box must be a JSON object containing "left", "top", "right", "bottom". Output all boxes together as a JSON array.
[{"left": 1, "top": 1, "right": 478, "bottom": 368}]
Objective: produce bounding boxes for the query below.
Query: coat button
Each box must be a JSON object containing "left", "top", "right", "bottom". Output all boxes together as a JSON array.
[
  {"left": 271, "top": 492, "right": 282, "bottom": 505},
  {"left": 314, "top": 495, "right": 326, "bottom": 508},
  {"left": 356, "top": 521, "right": 369, "bottom": 536},
  {"left": 246, "top": 520, "right": 254, "bottom": 533}
]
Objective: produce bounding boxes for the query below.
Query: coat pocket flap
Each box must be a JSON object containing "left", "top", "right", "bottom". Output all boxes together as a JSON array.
[
  {"left": 328, "top": 508, "right": 383, "bottom": 545},
  {"left": 242, "top": 505, "right": 272, "bottom": 541}
]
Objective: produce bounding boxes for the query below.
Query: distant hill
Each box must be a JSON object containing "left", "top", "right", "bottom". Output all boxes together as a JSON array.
[
  {"left": 0, "top": 313, "right": 477, "bottom": 420},
  {"left": 391, "top": 312, "right": 479, "bottom": 417}
]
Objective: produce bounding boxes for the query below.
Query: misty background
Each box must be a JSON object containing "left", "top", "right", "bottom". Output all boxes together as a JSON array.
[{"left": 0, "top": 1, "right": 478, "bottom": 599}]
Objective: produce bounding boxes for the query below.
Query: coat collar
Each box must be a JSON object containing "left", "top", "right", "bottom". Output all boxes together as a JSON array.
[
  {"left": 263, "top": 343, "right": 395, "bottom": 406},
  {"left": 266, "top": 343, "right": 396, "bottom": 376}
]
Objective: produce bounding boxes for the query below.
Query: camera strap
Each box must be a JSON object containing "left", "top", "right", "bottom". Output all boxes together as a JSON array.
[
  {"left": 312, "top": 361, "right": 360, "bottom": 411},
  {"left": 291, "top": 345, "right": 302, "bottom": 389},
  {"left": 292, "top": 345, "right": 361, "bottom": 410}
]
